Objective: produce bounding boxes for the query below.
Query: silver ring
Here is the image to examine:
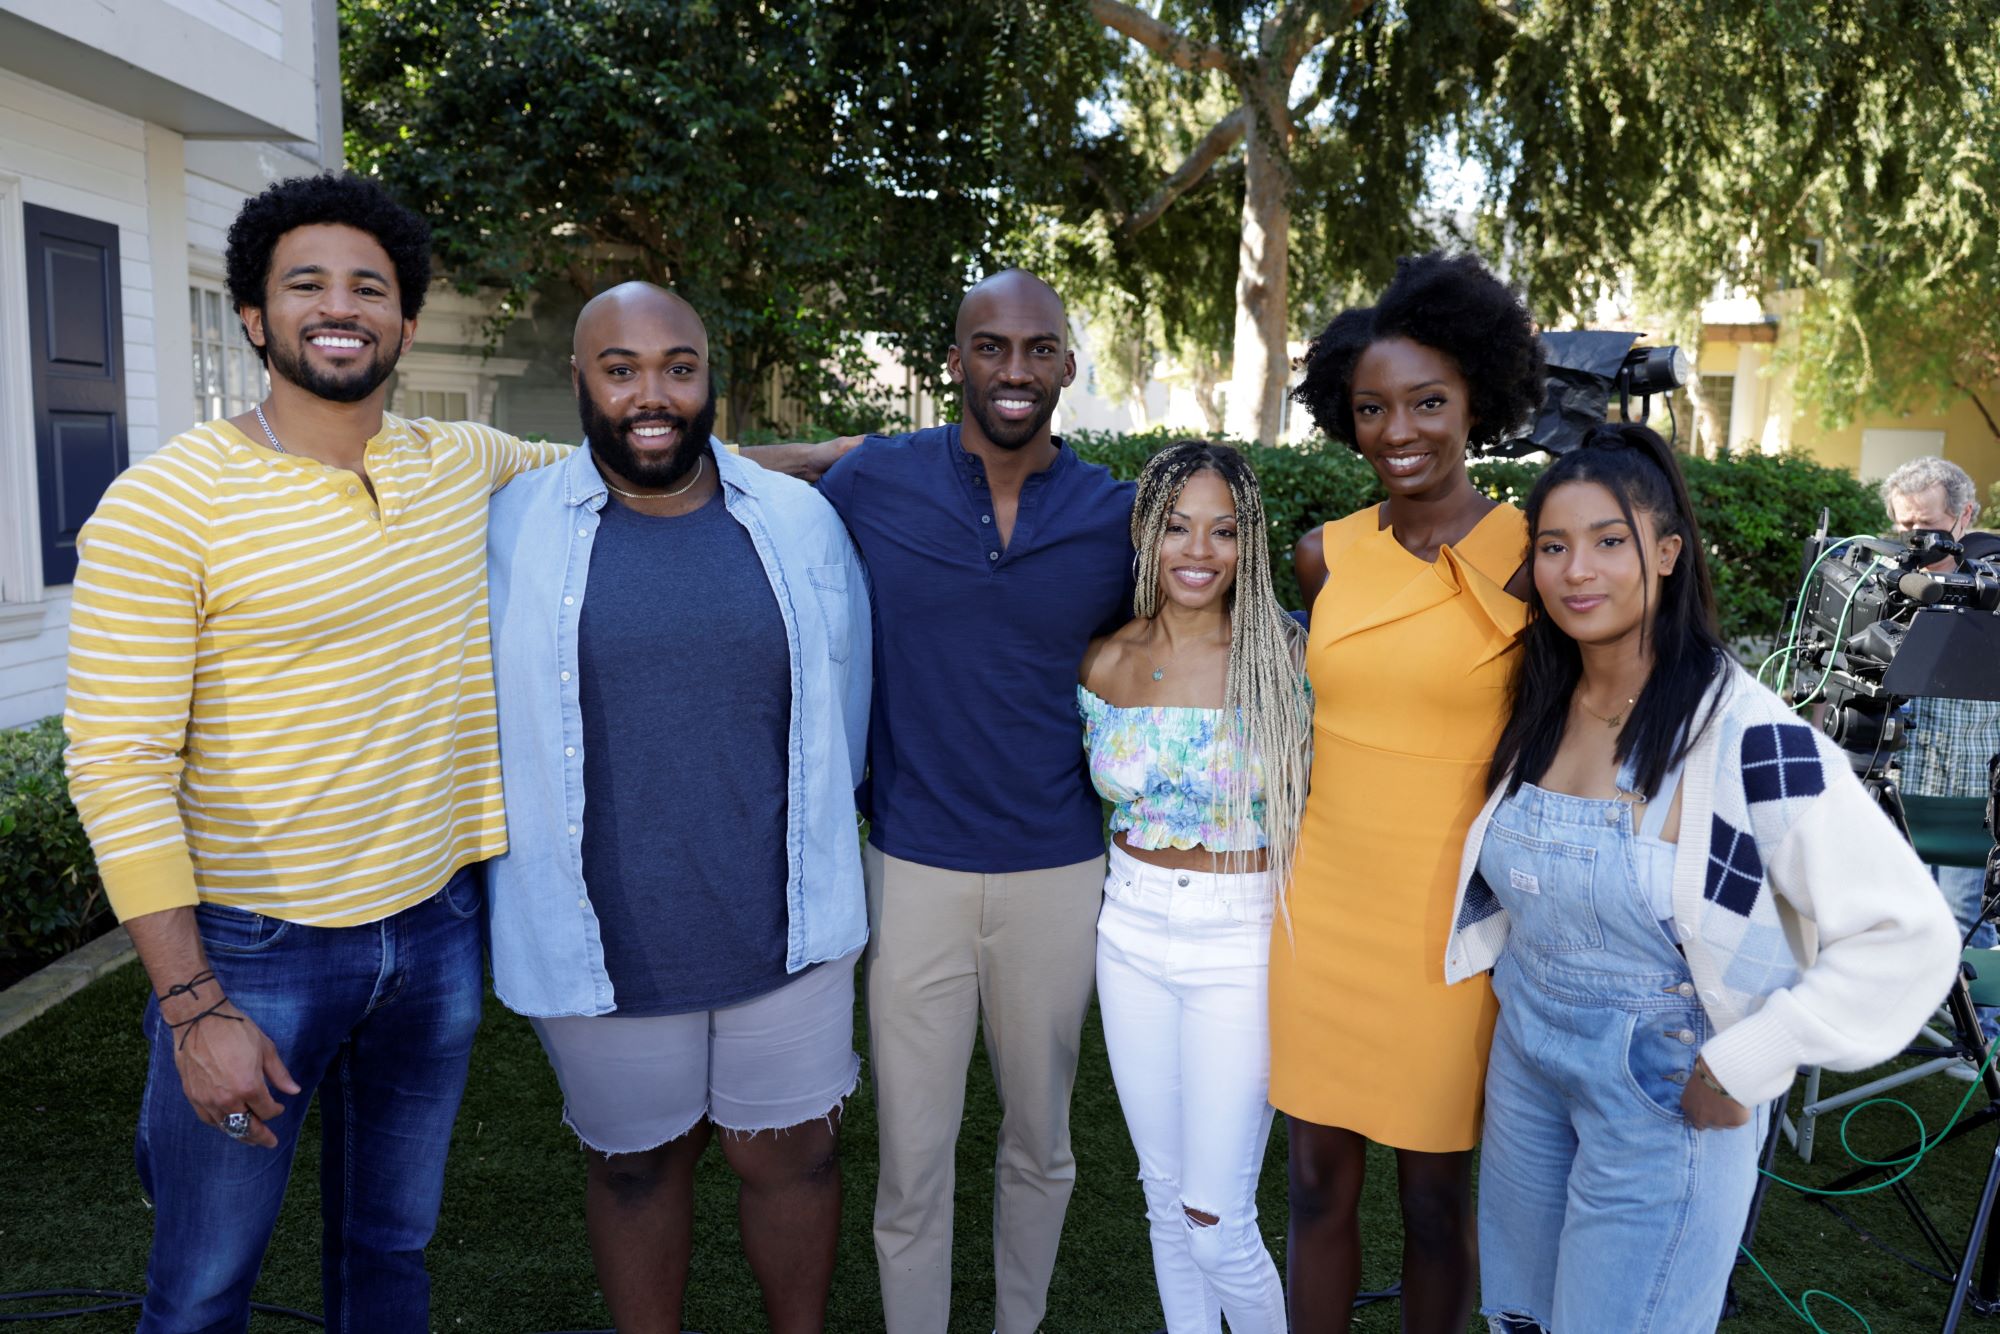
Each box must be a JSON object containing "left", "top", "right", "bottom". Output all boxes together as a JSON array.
[{"left": 221, "top": 1111, "right": 253, "bottom": 1140}]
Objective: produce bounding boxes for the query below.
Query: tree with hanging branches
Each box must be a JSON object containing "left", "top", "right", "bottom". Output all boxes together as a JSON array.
[{"left": 1032, "top": 0, "right": 1998, "bottom": 446}]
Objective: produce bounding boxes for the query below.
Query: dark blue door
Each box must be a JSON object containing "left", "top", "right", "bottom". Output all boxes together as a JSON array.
[{"left": 25, "top": 203, "right": 128, "bottom": 586}]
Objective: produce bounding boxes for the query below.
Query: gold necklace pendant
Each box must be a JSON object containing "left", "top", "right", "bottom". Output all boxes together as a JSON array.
[{"left": 1580, "top": 694, "right": 1635, "bottom": 728}]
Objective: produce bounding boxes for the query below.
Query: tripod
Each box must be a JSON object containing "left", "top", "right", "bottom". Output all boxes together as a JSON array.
[{"left": 1730, "top": 760, "right": 2000, "bottom": 1330}]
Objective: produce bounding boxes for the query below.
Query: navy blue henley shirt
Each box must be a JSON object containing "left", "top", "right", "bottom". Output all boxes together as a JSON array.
[{"left": 817, "top": 424, "right": 1134, "bottom": 873}]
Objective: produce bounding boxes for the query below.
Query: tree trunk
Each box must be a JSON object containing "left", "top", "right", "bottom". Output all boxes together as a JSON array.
[{"left": 1224, "top": 86, "right": 1291, "bottom": 445}]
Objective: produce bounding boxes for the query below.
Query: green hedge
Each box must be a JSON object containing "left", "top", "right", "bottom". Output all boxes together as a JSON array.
[
  {"left": 1068, "top": 428, "right": 1883, "bottom": 645},
  {"left": 0, "top": 716, "right": 106, "bottom": 969}
]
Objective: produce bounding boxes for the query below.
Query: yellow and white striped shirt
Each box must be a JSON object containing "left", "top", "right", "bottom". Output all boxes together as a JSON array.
[{"left": 63, "top": 415, "right": 566, "bottom": 926}]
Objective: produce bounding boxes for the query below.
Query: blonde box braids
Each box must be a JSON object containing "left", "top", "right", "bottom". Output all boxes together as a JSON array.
[{"left": 1130, "top": 442, "right": 1313, "bottom": 912}]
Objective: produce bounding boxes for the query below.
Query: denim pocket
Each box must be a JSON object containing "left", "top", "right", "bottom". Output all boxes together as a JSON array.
[
  {"left": 194, "top": 902, "right": 291, "bottom": 955},
  {"left": 439, "top": 869, "right": 485, "bottom": 920},
  {"left": 1621, "top": 1008, "right": 1701, "bottom": 1122},
  {"left": 1483, "top": 823, "right": 1602, "bottom": 953},
  {"left": 807, "top": 563, "right": 851, "bottom": 664}
]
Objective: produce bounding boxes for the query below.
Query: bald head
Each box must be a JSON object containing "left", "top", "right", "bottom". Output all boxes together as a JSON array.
[
  {"left": 573, "top": 281, "right": 707, "bottom": 362},
  {"left": 570, "top": 280, "right": 717, "bottom": 494},
  {"left": 948, "top": 269, "right": 1075, "bottom": 455},
  {"left": 954, "top": 268, "right": 1065, "bottom": 347}
]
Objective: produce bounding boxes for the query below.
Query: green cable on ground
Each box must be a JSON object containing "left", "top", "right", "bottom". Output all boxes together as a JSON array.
[
  {"left": 1739, "top": 1243, "right": 1873, "bottom": 1334},
  {"left": 1744, "top": 1037, "right": 2000, "bottom": 1329}
]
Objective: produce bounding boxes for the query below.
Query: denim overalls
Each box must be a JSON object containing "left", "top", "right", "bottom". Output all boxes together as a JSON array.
[{"left": 1475, "top": 757, "right": 1767, "bottom": 1334}]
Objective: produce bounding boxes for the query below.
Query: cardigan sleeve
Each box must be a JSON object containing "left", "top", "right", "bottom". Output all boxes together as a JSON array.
[{"left": 1699, "top": 741, "right": 1961, "bottom": 1107}]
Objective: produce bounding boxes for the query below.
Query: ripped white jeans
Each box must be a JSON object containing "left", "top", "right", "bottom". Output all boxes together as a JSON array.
[{"left": 1096, "top": 844, "right": 1287, "bottom": 1334}]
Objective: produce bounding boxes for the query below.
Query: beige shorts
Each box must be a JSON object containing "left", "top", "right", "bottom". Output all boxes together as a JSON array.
[{"left": 529, "top": 950, "right": 860, "bottom": 1153}]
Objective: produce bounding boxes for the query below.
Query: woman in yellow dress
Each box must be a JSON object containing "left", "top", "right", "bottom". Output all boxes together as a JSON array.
[{"left": 1272, "top": 251, "right": 1545, "bottom": 1332}]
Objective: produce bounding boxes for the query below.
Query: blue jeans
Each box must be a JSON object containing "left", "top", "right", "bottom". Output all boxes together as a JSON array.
[
  {"left": 1934, "top": 864, "right": 1997, "bottom": 948},
  {"left": 134, "top": 869, "right": 485, "bottom": 1333}
]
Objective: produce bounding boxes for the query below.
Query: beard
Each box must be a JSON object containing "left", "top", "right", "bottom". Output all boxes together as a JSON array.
[
  {"left": 963, "top": 377, "right": 1056, "bottom": 451},
  {"left": 578, "top": 374, "right": 719, "bottom": 491},
  {"left": 263, "top": 321, "right": 401, "bottom": 405}
]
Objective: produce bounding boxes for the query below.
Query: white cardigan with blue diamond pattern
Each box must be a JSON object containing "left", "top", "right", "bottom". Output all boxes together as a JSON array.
[{"left": 1445, "top": 661, "right": 1961, "bottom": 1107}]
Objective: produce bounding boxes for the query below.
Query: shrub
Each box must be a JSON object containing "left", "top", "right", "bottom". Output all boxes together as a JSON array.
[
  {"left": 0, "top": 716, "right": 106, "bottom": 965},
  {"left": 1068, "top": 428, "right": 1882, "bottom": 645}
]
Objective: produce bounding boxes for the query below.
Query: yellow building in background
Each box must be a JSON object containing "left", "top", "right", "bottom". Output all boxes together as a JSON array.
[{"left": 1692, "top": 298, "right": 2000, "bottom": 502}]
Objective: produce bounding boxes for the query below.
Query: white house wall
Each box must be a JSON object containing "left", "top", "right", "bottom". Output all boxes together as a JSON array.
[{"left": 0, "top": 70, "right": 170, "bottom": 726}]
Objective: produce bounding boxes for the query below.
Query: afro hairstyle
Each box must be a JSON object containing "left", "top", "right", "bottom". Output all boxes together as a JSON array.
[
  {"left": 1290, "top": 251, "right": 1544, "bottom": 454},
  {"left": 225, "top": 174, "right": 432, "bottom": 360}
]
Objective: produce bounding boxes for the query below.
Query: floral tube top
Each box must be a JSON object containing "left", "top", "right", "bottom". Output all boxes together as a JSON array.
[{"left": 1079, "top": 684, "right": 1281, "bottom": 853}]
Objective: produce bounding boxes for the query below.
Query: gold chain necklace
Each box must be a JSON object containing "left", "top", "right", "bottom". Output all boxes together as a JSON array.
[
  {"left": 1579, "top": 693, "right": 1636, "bottom": 729},
  {"left": 605, "top": 455, "right": 705, "bottom": 502}
]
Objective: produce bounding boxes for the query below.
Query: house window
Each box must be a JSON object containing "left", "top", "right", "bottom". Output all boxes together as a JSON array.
[
  {"left": 190, "top": 283, "right": 267, "bottom": 419},
  {"left": 402, "top": 389, "right": 469, "bottom": 421}
]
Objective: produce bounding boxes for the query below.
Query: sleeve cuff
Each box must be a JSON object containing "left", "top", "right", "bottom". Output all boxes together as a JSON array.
[
  {"left": 102, "top": 849, "right": 200, "bottom": 922},
  {"left": 1699, "top": 1012, "right": 1807, "bottom": 1108}
]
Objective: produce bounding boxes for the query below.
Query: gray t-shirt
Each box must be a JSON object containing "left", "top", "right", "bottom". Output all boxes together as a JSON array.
[{"left": 577, "top": 489, "right": 794, "bottom": 1015}]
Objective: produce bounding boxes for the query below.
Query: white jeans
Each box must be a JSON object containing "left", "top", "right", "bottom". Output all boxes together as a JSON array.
[{"left": 1096, "top": 844, "right": 1287, "bottom": 1334}]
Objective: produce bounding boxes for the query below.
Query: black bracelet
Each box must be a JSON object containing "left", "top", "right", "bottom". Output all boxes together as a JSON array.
[
  {"left": 167, "top": 998, "right": 243, "bottom": 1051},
  {"left": 159, "top": 969, "right": 218, "bottom": 1006}
]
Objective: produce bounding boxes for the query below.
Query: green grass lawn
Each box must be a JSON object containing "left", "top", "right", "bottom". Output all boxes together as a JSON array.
[{"left": 1, "top": 961, "right": 1992, "bottom": 1332}]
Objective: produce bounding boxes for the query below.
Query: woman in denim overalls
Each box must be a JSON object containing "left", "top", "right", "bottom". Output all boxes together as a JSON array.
[{"left": 1475, "top": 424, "right": 1763, "bottom": 1333}]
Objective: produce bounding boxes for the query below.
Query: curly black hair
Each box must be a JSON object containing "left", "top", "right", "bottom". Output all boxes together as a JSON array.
[
  {"left": 225, "top": 174, "right": 432, "bottom": 360},
  {"left": 1291, "top": 251, "right": 1544, "bottom": 454}
]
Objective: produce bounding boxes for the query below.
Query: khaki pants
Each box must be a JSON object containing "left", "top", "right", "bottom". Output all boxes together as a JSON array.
[{"left": 864, "top": 844, "right": 1104, "bottom": 1334}]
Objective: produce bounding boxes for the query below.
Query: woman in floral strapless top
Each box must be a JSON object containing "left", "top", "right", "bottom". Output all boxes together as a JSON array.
[{"left": 1077, "top": 440, "right": 1312, "bottom": 1334}]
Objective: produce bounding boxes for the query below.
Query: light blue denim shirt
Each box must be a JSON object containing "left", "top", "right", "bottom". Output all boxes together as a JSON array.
[{"left": 485, "top": 441, "right": 872, "bottom": 1017}]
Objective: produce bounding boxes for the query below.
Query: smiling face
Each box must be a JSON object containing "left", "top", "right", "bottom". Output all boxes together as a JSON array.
[
  {"left": 948, "top": 275, "right": 1076, "bottom": 452},
  {"left": 1157, "top": 468, "right": 1240, "bottom": 613},
  {"left": 571, "top": 285, "right": 717, "bottom": 492},
  {"left": 1349, "top": 336, "right": 1475, "bottom": 501},
  {"left": 1533, "top": 480, "right": 1683, "bottom": 651},
  {"left": 239, "top": 223, "right": 414, "bottom": 404}
]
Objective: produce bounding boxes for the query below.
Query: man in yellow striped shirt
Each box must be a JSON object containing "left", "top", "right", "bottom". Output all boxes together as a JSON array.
[{"left": 63, "top": 174, "right": 562, "bottom": 1332}]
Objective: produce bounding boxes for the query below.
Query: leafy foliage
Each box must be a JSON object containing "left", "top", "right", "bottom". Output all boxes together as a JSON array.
[
  {"left": 1477, "top": 0, "right": 2000, "bottom": 435},
  {"left": 0, "top": 717, "right": 105, "bottom": 963},
  {"left": 341, "top": 2, "right": 1085, "bottom": 431},
  {"left": 1069, "top": 429, "right": 1880, "bottom": 643}
]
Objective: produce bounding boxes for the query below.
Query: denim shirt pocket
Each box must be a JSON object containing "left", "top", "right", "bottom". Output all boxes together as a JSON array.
[{"left": 808, "top": 563, "right": 851, "bottom": 664}]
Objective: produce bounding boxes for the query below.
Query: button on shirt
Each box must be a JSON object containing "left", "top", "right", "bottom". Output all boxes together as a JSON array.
[{"left": 817, "top": 425, "right": 1135, "bottom": 873}]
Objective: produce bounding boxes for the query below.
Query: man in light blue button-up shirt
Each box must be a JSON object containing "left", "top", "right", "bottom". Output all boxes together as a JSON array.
[{"left": 484, "top": 283, "right": 870, "bottom": 1330}]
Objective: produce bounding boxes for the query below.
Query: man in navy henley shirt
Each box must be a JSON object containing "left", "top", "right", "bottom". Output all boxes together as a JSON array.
[{"left": 816, "top": 269, "right": 1133, "bottom": 1334}]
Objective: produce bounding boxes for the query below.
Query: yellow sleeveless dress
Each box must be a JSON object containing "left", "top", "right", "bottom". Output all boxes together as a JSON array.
[{"left": 1269, "top": 503, "right": 1527, "bottom": 1152}]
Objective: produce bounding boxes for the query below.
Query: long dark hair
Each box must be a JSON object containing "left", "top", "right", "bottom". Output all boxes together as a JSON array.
[{"left": 1488, "top": 422, "right": 1727, "bottom": 798}]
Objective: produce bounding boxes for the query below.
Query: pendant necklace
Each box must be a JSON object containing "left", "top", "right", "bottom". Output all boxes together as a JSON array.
[
  {"left": 1580, "top": 693, "right": 1636, "bottom": 729},
  {"left": 605, "top": 455, "right": 705, "bottom": 502},
  {"left": 1151, "top": 664, "right": 1165, "bottom": 682}
]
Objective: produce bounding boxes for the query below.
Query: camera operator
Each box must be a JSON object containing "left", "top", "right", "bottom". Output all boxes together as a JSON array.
[{"left": 1882, "top": 457, "right": 2000, "bottom": 954}]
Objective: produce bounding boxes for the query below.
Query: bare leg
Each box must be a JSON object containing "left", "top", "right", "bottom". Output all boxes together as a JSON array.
[
  {"left": 584, "top": 1120, "right": 712, "bottom": 1334},
  {"left": 1286, "top": 1118, "right": 1368, "bottom": 1334},
  {"left": 1392, "top": 1146, "right": 1477, "bottom": 1333},
  {"left": 718, "top": 1109, "right": 843, "bottom": 1334}
]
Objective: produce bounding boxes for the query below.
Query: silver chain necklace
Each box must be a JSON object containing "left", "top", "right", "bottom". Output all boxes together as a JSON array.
[
  {"left": 604, "top": 455, "right": 705, "bottom": 502},
  {"left": 252, "top": 402, "right": 288, "bottom": 455}
]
